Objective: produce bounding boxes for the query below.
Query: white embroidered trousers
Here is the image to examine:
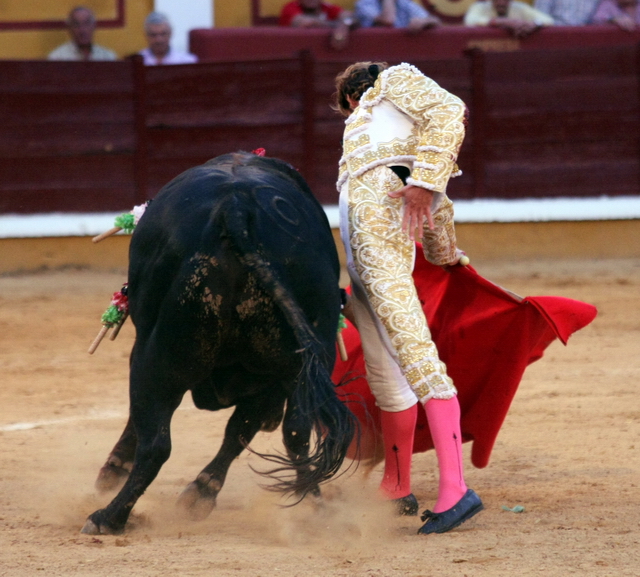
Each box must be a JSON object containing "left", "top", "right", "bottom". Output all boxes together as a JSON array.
[{"left": 339, "top": 165, "right": 457, "bottom": 412}]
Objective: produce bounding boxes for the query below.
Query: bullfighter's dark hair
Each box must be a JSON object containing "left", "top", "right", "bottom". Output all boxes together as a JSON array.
[{"left": 332, "top": 61, "right": 389, "bottom": 117}]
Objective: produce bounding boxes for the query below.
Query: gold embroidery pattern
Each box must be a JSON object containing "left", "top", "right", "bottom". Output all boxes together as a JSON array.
[
  {"left": 346, "top": 166, "right": 456, "bottom": 402},
  {"left": 344, "top": 114, "right": 369, "bottom": 135},
  {"left": 422, "top": 195, "right": 457, "bottom": 266},
  {"left": 361, "top": 65, "right": 466, "bottom": 193},
  {"left": 345, "top": 138, "right": 417, "bottom": 176},
  {"left": 344, "top": 133, "right": 370, "bottom": 156}
]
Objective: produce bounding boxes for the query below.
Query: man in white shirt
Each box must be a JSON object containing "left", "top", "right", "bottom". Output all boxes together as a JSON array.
[
  {"left": 48, "top": 6, "right": 117, "bottom": 61},
  {"left": 464, "top": 0, "right": 554, "bottom": 36},
  {"left": 139, "top": 12, "right": 198, "bottom": 66}
]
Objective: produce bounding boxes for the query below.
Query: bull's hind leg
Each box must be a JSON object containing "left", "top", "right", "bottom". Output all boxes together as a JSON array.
[
  {"left": 176, "top": 392, "right": 286, "bottom": 520},
  {"left": 95, "top": 416, "right": 137, "bottom": 492}
]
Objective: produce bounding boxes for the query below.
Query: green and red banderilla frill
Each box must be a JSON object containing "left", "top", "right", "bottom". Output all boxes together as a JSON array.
[{"left": 88, "top": 284, "right": 129, "bottom": 354}]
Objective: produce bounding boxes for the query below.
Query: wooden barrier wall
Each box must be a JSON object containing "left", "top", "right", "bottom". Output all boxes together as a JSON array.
[
  {"left": 0, "top": 61, "right": 138, "bottom": 213},
  {"left": 1, "top": 42, "right": 639, "bottom": 215},
  {"left": 469, "top": 45, "right": 640, "bottom": 200},
  {"left": 190, "top": 25, "right": 640, "bottom": 62}
]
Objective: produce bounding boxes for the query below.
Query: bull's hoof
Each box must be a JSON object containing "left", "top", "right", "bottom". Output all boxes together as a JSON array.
[
  {"left": 95, "top": 461, "right": 131, "bottom": 493},
  {"left": 81, "top": 519, "right": 101, "bottom": 535},
  {"left": 80, "top": 512, "right": 124, "bottom": 535},
  {"left": 176, "top": 478, "right": 219, "bottom": 521}
]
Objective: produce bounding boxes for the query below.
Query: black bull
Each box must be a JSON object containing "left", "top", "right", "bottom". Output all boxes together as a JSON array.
[{"left": 82, "top": 153, "right": 357, "bottom": 535}]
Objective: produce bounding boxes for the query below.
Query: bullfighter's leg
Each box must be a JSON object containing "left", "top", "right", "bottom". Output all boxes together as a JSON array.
[
  {"left": 94, "top": 416, "right": 137, "bottom": 492},
  {"left": 342, "top": 166, "right": 483, "bottom": 530},
  {"left": 176, "top": 391, "right": 286, "bottom": 520},
  {"left": 343, "top": 166, "right": 457, "bottom": 402},
  {"left": 82, "top": 355, "right": 185, "bottom": 535}
]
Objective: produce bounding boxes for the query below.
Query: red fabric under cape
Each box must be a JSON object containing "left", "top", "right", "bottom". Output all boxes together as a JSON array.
[{"left": 331, "top": 250, "right": 597, "bottom": 469}]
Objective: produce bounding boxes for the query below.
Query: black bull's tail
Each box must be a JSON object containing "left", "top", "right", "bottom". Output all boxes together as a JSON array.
[{"left": 223, "top": 198, "right": 357, "bottom": 499}]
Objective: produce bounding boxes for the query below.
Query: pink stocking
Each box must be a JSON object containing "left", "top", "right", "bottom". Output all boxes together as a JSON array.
[
  {"left": 379, "top": 404, "right": 417, "bottom": 499},
  {"left": 424, "top": 396, "right": 468, "bottom": 512}
]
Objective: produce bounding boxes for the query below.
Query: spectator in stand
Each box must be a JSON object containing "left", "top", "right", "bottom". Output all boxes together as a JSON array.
[
  {"left": 355, "top": 0, "right": 440, "bottom": 31},
  {"left": 139, "top": 12, "right": 198, "bottom": 65},
  {"left": 534, "top": 0, "right": 600, "bottom": 25},
  {"left": 464, "top": 0, "right": 554, "bottom": 37},
  {"left": 591, "top": 0, "right": 640, "bottom": 30},
  {"left": 279, "top": 0, "right": 355, "bottom": 50},
  {"left": 48, "top": 6, "right": 117, "bottom": 61}
]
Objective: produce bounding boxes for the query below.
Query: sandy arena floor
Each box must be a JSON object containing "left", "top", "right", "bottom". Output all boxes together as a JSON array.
[{"left": 0, "top": 258, "right": 638, "bottom": 576}]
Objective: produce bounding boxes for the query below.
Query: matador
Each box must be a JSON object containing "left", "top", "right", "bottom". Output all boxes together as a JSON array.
[{"left": 335, "top": 61, "right": 483, "bottom": 534}]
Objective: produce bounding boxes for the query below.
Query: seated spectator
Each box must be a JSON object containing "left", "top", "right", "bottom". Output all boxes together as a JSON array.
[
  {"left": 464, "top": 0, "right": 554, "bottom": 37},
  {"left": 139, "top": 12, "right": 198, "bottom": 65},
  {"left": 279, "top": 0, "right": 355, "bottom": 50},
  {"left": 280, "top": 0, "right": 345, "bottom": 26},
  {"left": 48, "top": 6, "right": 117, "bottom": 61},
  {"left": 355, "top": 0, "right": 440, "bottom": 31},
  {"left": 592, "top": 0, "right": 640, "bottom": 31},
  {"left": 534, "top": 0, "right": 600, "bottom": 25}
]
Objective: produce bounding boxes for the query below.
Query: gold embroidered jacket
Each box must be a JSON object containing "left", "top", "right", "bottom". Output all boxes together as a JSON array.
[
  {"left": 337, "top": 62, "right": 466, "bottom": 194},
  {"left": 337, "top": 63, "right": 466, "bottom": 266}
]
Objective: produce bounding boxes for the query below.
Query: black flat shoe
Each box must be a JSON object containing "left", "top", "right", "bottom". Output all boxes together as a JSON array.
[
  {"left": 417, "top": 489, "right": 483, "bottom": 534},
  {"left": 392, "top": 493, "right": 419, "bottom": 516}
]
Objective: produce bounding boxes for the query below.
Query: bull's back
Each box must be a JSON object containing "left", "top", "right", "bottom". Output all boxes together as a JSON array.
[{"left": 127, "top": 153, "right": 340, "bottom": 370}]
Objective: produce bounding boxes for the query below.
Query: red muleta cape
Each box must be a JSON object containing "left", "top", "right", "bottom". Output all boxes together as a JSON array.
[{"left": 331, "top": 250, "right": 597, "bottom": 469}]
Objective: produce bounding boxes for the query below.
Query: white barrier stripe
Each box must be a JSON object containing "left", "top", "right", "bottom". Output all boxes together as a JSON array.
[
  {"left": 451, "top": 196, "right": 640, "bottom": 223},
  {"left": 1, "top": 196, "right": 639, "bottom": 239},
  {"left": 0, "top": 212, "right": 123, "bottom": 239}
]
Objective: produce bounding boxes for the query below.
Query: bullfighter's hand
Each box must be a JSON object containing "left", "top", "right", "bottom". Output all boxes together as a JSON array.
[
  {"left": 450, "top": 248, "right": 470, "bottom": 267},
  {"left": 388, "top": 184, "right": 435, "bottom": 240},
  {"left": 341, "top": 292, "right": 357, "bottom": 328},
  {"left": 440, "top": 249, "right": 470, "bottom": 272}
]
